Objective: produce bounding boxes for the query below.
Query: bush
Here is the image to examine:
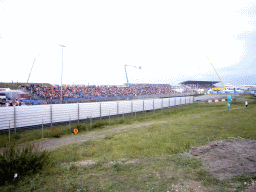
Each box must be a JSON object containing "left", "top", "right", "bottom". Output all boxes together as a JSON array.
[
  {"left": 0, "top": 142, "right": 53, "bottom": 186},
  {"left": 92, "top": 122, "right": 104, "bottom": 129},
  {"left": 118, "top": 119, "right": 124, "bottom": 124},
  {"left": 49, "top": 127, "right": 62, "bottom": 138},
  {"left": 77, "top": 124, "right": 86, "bottom": 131},
  {"left": 12, "top": 133, "right": 21, "bottom": 140}
]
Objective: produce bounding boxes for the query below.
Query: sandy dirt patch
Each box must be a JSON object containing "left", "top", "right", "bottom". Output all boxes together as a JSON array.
[
  {"left": 63, "top": 158, "right": 142, "bottom": 167},
  {"left": 189, "top": 139, "right": 256, "bottom": 181}
]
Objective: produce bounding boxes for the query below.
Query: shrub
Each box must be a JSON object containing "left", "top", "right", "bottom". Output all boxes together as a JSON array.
[
  {"left": 92, "top": 122, "right": 104, "bottom": 129},
  {"left": 12, "top": 133, "right": 21, "bottom": 140},
  {"left": 77, "top": 124, "right": 86, "bottom": 131},
  {"left": 118, "top": 119, "right": 124, "bottom": 124},
  {"left": 49, "top": 128, "right": 61, "bottom": 138},
  {"left": 0, "top": 142, "right": 53, "bottom": 186}
]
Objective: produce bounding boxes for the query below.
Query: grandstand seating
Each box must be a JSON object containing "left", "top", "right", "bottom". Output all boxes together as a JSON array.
[{"left": 20, "top": 84, "right": 178, "bottom": 104}]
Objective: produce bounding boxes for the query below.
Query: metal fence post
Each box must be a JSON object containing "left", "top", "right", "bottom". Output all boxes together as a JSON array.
[
  {"left": 117, "top": 102, "right": 119, "bottom": 116},
  {"left": 100, "top": 102, "right": 102, "bottom": 121},
  {"left": 42, "top": 117, "right": 44, "bottom": 138},
  {"left": 50, "top": 105, "right": 52, "bottom": 128},
  {"left": 123, "top": 108, "right": 124, "bottom": 121},
  {"left": 161, "top": 98, "right": 163, "bottom": 113},
  {"left": 9, "top": 120, "right": 10, "bottom": 143},
  {"left": 135, "top": 110, "right": 136, "bottom": 120},
  {"left": 109, "top": 110, "right": 110, "bottom": 125},
  {"left": 69, "top": 114, "right": 71, "bottom": 133},
  {"left": 14, "top": 106, "right": 16, "bottom": 134},
  {"left": 90, "top": 112, "right": 92, "bottom": 129},
  {"left": 78, "top": 103, "right": 80, "bottom": 124},
  {"left": 143, "top": 100, "right": 144, "bottom": 112},
  {"left": 153, "top": 99, "right": 155, "bottom": 115},
  {"left": 131, "top": 100, "right": 133, "bottom": 115}
]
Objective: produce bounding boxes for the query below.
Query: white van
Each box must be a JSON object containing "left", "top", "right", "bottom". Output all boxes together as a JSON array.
[{"left": 0, "top": 93, "right": 6, "bottom": 99}]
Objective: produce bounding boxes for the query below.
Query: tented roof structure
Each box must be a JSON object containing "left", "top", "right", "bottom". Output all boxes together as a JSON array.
[
  {"left": 180, "top": 80, "right": 219, "bottom": 85},
  {"left": 179, "top": 80, "right": 220, "bottom": 88}
]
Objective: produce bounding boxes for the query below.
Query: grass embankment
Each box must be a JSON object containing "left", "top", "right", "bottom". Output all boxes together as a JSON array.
[{"left": 1, "top": 95, "right": 256, "bottom": 191}]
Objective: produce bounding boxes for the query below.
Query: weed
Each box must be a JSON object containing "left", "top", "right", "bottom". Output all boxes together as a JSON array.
[
  {"left": 77, "top": 124, "right": 86, "bottom": 131},
  {"left": 12, "top": 133, "right": 21, "bottom": 140},
  {"left": 92, "top": 122, "right": 104, "bottom": 129},
  {"left": 170, "top": 154, "right": 202, "bottom": 169},
  {"left": 231, "top": 174, "right": 256, "bottom": 183},
  {"left": 111, "top": 162, "right": 126, "bottom": 174},
  {"left": 0, "top": 142, "right": 53, "bottom": 186},
  {"left": 119, "top": 119, "right": 124, "bottom": 124},
  {"left": 104, "top": 135, "right": 114, "bottom": 140},
  {"left": 166, "top": 141, "right": 191, "bottom": 155},
  {"left": 196, "top": 168, "right": 209, "bottom": 180},
  {"left": 49, "top": 127, "right": 62, "bottom": 138},
  {"left": 69, "top": 164, "right": 78, "bottom": 171}
]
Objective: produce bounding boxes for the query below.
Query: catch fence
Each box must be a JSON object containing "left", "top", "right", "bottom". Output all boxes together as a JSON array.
[{"left": 0, "top": 96, "right": 194, "bottom": 131}]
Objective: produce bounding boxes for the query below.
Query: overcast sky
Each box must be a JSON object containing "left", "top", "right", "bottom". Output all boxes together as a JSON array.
[{"left": 0, "top": 0, "right": 256, "bottom": 86}]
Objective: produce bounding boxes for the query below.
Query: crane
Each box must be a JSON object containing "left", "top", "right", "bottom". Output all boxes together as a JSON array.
[
  {"left": 206, "top": 53, "right": 226, "bottom": 91},
  {"left": 124, "top": 64, "right": 142, "bottom": 87},
  {"left": 27, "top": 58, "right": 36, "bottom": 84}
]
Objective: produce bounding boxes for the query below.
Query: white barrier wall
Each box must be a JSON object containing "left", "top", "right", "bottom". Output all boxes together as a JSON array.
[
  {"left": 132, "top": 100, "right": 143, "bottom": 112},
  {"left": 0, "top": 96, "right": 194, "bottom": 130},
  {"left": 118, "top": 101, "right": 132, "bottom": 114},
  {"left": 154, "top": 99, "right": 162, "bottom": 110},
  {"left": 144, "top": 100, "right": 153, "bottom": 111}
]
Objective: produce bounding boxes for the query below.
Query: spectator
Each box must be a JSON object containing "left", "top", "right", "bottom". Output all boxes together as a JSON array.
[{"left": 245, "top": 100, "right": 248, "bottom": 108}]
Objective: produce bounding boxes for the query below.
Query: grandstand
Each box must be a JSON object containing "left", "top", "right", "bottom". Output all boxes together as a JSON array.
[
  {"left": 5, "top": 83, "right": 179, "bottom": 105},
  {"left": 1, "top": 81, "right": 209, "bottom": 106},
  {"left": 180, "top": 80, "right": 219, "bottom": 89}
]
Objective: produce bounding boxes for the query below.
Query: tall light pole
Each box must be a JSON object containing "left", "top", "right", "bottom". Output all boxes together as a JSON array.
[
  {"left": 59, "top": 44, "right": 66, "bottom": 104},
  {"left": 27, "top": 58, "right": 36, "bottom": 84}
]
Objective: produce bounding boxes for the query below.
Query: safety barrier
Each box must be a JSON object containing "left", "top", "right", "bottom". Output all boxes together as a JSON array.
[{"left": 0, "top": 96, "right": 194, "bottom": 130}]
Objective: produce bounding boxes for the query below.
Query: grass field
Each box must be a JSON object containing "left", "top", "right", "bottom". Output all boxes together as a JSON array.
[{"left": 1, "top": 95, "right": 256, "bottom": 191}]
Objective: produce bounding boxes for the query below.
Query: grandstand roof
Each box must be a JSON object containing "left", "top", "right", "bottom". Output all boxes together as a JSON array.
[{"left": 180, "top": 80, "right": 220, "bottom": 85}]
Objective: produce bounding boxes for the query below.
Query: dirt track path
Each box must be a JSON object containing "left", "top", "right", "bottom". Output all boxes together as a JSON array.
[
  {"left": 28, "top": 106, "right": 246, "bottom": 151},
  {"left": 35, "top": 120, "right": 168, "bottom": 151}
]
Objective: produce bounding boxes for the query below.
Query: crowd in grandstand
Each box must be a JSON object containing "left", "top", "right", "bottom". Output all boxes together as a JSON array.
[{"left": 22, "top": 84, "right": 175, "bottom": 101}]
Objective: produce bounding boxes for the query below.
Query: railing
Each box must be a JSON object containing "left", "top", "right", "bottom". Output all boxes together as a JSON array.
[
  {"left": 17, "top": 90, "right": 196, "bottom": 105},
  {"left": 0, "top": 96, "right": 194, "bottom": 131}
]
